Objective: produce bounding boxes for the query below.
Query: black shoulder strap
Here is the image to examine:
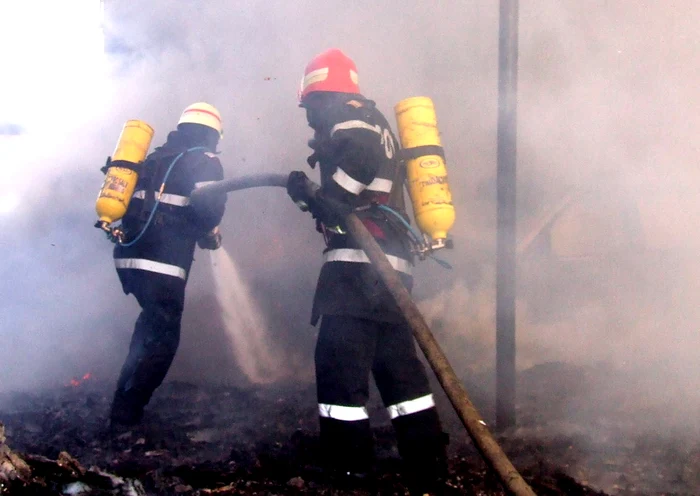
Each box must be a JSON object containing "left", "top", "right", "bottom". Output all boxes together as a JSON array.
[
  {"left": 387, "top": 158, "right": 407, "bottom": 212},
  {"left": 140, "top": 154, "right": 164, "bottom": 219}
]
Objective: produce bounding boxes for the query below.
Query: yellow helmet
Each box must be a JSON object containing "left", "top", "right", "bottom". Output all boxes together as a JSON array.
[{"left": 178, "top": 102, "right": 223, "bottom": 136}]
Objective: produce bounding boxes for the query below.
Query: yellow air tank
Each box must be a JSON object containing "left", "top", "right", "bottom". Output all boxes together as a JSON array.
[
  {"left": 394, "top": 97, "right": 455, "bottom": 248},
  {"left": 95, "top": 120, "right": 154, "bottom": 232}
]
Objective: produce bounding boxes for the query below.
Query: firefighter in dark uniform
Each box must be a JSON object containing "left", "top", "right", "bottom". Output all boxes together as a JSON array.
[
  {"left": 287, "top": 49, "right": 448, "bottom": 495},
  {"left": 110, "top": 103, "right": 227, "bottom": 427}
]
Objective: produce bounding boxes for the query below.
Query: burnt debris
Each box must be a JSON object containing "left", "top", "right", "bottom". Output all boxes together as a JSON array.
[{"left": 1, "top": 365, "right": 698, "bottom": 495}]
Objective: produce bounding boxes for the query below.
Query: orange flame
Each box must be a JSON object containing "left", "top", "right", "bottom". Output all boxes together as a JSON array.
[{"left": 66, "top": 372, "right": 93, "bottom": 388}]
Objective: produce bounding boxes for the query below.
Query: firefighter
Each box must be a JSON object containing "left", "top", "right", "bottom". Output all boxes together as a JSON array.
[
  {"left": 287, "top": 49, "right": 448, "bottom": 495},
  {"left": 109, "top": 102, "right": 227, "bottom": 427}
]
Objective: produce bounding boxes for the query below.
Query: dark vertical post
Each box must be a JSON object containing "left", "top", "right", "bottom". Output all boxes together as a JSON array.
[{"left": 496, "top": 0, "right": 519, "bottom": 430}]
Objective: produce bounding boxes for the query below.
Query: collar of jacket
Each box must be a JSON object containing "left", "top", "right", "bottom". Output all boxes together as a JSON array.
[
  {"left": 157, "top": 130, "right": 214, "bottom": 155},
  {"left": 304, "top": 93, "right": 376, "bottom": 131}
]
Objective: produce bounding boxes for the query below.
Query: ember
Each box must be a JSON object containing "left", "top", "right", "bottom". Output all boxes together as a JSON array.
[{"left": 66, "top": 373, "right": 93, "bottom": 389}]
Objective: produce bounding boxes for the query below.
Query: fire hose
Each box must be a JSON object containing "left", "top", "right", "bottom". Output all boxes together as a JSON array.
[{"left": 191, "top": 174, "right": 536, "bottom": 496}]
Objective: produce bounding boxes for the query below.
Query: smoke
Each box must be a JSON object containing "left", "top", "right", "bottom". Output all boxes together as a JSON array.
[{"left": 1, "top": 0, "right": 699, "bottom": 457}]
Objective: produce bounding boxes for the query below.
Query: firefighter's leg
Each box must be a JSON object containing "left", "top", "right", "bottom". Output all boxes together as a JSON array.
[
  {"left": 111, "top": 273, "right": 185, "bottom": 425},
  {"left": 373, "top": 319, "right": 448, "bottom": 495},
  {"left": 315, "top": 314, "right": 377, "bottom": 475}
]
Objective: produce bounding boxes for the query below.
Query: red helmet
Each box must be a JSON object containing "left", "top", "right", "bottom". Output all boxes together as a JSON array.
[{"left": 298, "top": 48, "right": 360, "bottom": 103}]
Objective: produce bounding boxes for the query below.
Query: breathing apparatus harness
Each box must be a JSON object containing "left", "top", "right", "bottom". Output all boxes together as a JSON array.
[
  {"left": 354, "top": 202, "right": 453, "bottom": 269},
  {"left": 307, "top": 179, "right": 452, "bottom": 269},
  {"left": 105, "top": 146, "right": 206, "bottom": 246}
]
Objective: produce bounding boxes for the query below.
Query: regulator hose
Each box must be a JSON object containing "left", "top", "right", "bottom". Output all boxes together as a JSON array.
[{"left": 192, "top": 173, "right": 535, "bottom": 496}]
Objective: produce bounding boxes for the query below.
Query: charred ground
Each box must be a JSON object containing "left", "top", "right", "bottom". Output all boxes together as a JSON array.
[{"left": 1, "top": 361, "right": 698, "bottom": 495}]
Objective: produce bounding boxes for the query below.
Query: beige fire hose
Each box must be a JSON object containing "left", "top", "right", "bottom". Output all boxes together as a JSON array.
[
  {"left": 191, "top": 175, "right": 536, "bottom": 496},
  {"left": 343, "top": 213, "right": 536, "bottom": 496}
]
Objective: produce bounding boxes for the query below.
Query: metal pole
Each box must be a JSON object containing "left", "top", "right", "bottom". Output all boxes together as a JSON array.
[{"left": 496, "top": 0, "right": 519, "bottom": 430}]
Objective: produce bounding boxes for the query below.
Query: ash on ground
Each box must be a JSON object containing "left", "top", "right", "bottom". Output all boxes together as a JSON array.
[{"left": 1, "top": 362, "right": 698, "bottom": 495}]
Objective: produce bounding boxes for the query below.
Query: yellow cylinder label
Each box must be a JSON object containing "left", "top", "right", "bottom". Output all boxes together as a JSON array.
[
  {"left": 419, "top": 157, "right": 441, "bottom": 169},
  {"left": 95, "top": 167, "right": 139, "bottom": 225},
  {"left": 102, "top": 174, "right": 129, "bottom": 194},
  {"left": 406, "top": 156, "right": 455, "bottom": 241}
]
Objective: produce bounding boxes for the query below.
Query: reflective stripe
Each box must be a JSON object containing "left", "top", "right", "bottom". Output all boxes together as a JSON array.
[
  {"left": 194, "top": 180, "right": 216, "bottom": 189},
  {"left": 132, "top": 190, "right": 190, "bottom": 207},
  {"left": 324, "top": 248, "right": 412, "bottom": 275},
  {"left": 387, "top": 394, "right": 435, "bottom": 420},
  {"left": 182, "top": 107, "right": 221, "bottom": 125},
  {"left": 114, "top": 258, "right": 187, "bottom": 279},
  {"left": 302, "top": 67, "right": 330, "bottom": 91},
  {"left": 332, "top": 168, "right": 366, "bottom": 195},
  {"left": 366, "top": 177, "right": 392, "bottom": 193},
  {"left": 318, "top": 403, "right": 369, "bottom": 421},
  {"left": 330, "top": 120, "right": 382, "bottom": 138}
]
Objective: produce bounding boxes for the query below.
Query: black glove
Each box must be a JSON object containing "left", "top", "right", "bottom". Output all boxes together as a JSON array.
[
  {"left": 287, "top": 171, "right": 352, "bottom": 230},
  {"left": 311, "top": 190, "right": 352, "bottom": 231},
  {"left": 287, "top": 171, "right": 319, "bottom": 212},
  {"left": 197, "top": 227, "right": 222, "bottom": 250}
]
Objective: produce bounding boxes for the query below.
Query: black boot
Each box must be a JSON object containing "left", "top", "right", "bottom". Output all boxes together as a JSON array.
[
  {"left": 109, "top": 390, "right": 144, "bottom": 428},
  {"left": 401, "top": 434, "right": 449, "bottom": 496}
]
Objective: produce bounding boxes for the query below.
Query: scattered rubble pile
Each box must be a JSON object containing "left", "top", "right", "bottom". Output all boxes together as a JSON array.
[{"left": 1, "top": 362, "right": 698, "bottom": 495}]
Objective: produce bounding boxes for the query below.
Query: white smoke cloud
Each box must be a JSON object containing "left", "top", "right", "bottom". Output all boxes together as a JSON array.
[{"left": 1, "top": 2, "right": 699, "bottom": 453}]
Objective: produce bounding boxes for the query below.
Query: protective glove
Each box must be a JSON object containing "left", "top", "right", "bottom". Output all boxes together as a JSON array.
[
  {"left": 311, "top": 189, "right": 352, "bottom": 233},
  {"left": 197, "top": 226, "right": 222, "bottom": 250},
  {"left": 287, "top": 171, "right": 353, "bottom": 231},
  {"left": 287, "top": 171, "right": 319, "bottom": 212}
]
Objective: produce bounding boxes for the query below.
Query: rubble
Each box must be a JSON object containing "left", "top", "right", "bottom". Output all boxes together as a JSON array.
[
  {"left": 0, "top": 362, "right": 698, "bottom": 495},
  {"left": 1, "top": 421, "right": 145, "bottom": 495}
]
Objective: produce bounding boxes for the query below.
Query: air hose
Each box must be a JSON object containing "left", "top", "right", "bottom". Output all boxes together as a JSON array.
[
  {"left": 375, "top": 204, "right": 453, "bottom": 269},
  {"left": 118, "top": 147, "right": 207, "bottom": 247},
  {"left": 192, "top": 174, "right": 536, "bottom": 496}
]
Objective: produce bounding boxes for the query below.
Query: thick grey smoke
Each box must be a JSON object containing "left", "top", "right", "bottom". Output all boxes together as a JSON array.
[{"left": 1, "top": 1, "right": 699, "bottom": 450}]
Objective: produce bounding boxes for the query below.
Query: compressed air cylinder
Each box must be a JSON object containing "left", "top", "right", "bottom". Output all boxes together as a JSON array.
[
  {"left": 95, "top": 120, "right": 154, "bottom": 227},
  {"left": 394, "top": 97, "right": 455, "bottom": 242}
]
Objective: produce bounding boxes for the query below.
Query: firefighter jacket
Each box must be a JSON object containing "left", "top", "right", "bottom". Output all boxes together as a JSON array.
[
  {"left": 113, "top": 130, "right": 226, "bottom": 290},
  {"left": 305, "top": 94, "right": 413, "bottom": 325}
]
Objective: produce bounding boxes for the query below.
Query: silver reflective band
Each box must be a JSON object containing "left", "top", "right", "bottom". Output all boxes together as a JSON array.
[
  {"left": 387, "top": 394, "right": 435, "bottom": 420},
  {"left": 114, "top": 258, "right": 187, "bottom": 280},
  {"left": 132, "top": 190, "right": 190, "bottom": 207},
  {"left": 332, "top": 168, "right": 366, "bottom": 195},
  {"left": 366, "top": 177, "right": 392, "bottom": 193},
  {"left": 324, "top": 248, "right": 412, "bottom": 275},
  {"left": 194, "top": 181, "right": 216, "bottom": 189},
  {"left": 302, "top": 67, "right": 330, "bottom": 91},
  {"left": 330, "top": 120, "right": 382, "bottom": 137},
  {"left": 318, "top": 403, "right": 369, "bottom": 421}
]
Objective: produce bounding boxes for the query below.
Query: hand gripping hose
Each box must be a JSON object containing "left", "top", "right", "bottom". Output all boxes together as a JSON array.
[{"left": 192, "top": 174, "right": 536, "bottom": 496}]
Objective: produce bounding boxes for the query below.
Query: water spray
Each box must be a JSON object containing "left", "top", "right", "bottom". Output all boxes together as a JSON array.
[{"left": 210, "top": 247, "right": 286, "bottom": 384}]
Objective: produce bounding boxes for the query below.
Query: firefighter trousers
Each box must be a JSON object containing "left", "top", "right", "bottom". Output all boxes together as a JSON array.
[
  {"left": 315, "top": 314, "right": 448, "bottom": 487},
  {"left": 112, "top": 271, "right": 186, "bottom": 419}
]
